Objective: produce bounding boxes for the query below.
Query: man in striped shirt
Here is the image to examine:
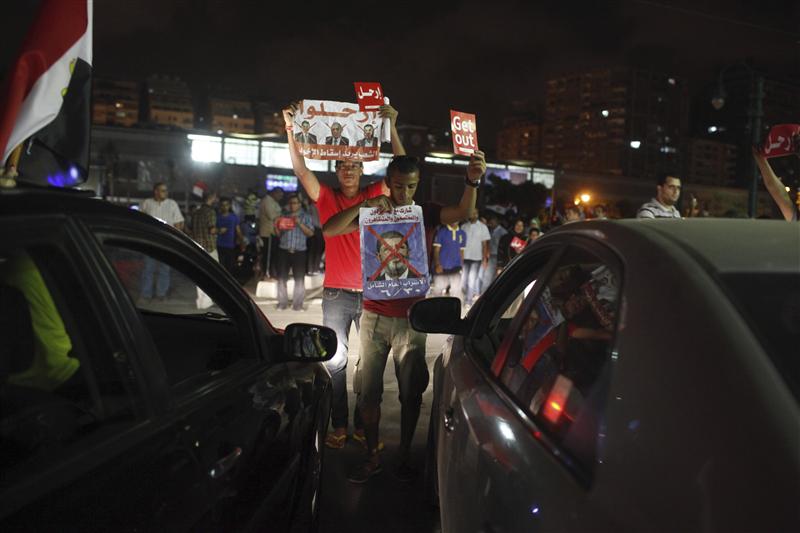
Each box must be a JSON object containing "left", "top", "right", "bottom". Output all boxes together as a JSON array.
[{"left": 637, "top": 174, "right": 682, "bottom": 219}]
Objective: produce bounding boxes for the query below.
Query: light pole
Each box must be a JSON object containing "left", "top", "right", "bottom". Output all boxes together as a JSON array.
[{"left": 711, "top": 64, "right": 764, "bottom": 218}]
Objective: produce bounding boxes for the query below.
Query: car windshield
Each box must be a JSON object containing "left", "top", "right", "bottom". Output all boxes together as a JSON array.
[{"left": 721, "top": 273, "right": 800, "bottom": 402}]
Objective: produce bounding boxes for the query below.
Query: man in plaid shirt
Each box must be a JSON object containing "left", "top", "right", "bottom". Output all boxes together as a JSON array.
[
  {"left": 275, "top": 194, "right": 314, "bottom": 310},
  {"left": 191, "top": 191, "right": 219, "bottom": 259}
]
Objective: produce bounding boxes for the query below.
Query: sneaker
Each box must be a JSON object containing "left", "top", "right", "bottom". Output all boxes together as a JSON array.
[
  {"left": 347, "top": 459, "right": 382, "bottom": 484},
  {"left": 324, "top": 432, "right": 346, "bottom": 449},
  {"left": 393, "top": 461, "right": 417, "bottom": 483}
]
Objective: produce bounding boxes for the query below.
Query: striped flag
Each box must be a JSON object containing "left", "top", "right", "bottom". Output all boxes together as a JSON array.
[{"left": 0, "top": 0, "right": 92, "bottom": 186}]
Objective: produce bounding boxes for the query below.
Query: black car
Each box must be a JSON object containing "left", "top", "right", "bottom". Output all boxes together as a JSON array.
[{"left": 0, "top": 187, "right": 336, "bottom": 531}]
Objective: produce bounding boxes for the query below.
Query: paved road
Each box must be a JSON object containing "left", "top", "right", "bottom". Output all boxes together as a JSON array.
[{"left": 254, "top": 293, "right": 444, "bottom": 533}]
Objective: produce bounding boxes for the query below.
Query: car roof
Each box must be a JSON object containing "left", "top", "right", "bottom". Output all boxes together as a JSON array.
[
  {"left": 0, "top": 186, "right": 165, "bottom": 229},
  {"left": 551, "top": 219, "right": 800, "bottom": 274}
]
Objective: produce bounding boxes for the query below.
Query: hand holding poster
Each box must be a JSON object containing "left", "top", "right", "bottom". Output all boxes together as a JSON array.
[
  {"left": 354, "top": 82, "right": 384, "bottom": 111},
  {"left": 450, "top": 110, "right": 479, "bottom": 156},
  {"left": 276, "top": 216, "right": 296, "bottom": 231},
  {"left": 360, "top": 205, "right": 429, "bottom": 300},
  {"left": 292, "top": 100, "right": 391, "bottom": 161},
  {"left": 761, "top": 124, "right": 800, "bottom": 159}
]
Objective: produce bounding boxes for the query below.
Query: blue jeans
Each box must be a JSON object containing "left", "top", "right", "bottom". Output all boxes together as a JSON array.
[
  {"left": 481, "top": 255, "right": 498, "bottom": 293},
  {"left": 463, "top": 260, "right": 482, "bottom": 304},
  {"left": 322, "top": 288, "right": 364, "bottom": 430},
  {"left": 140, "top": 256, "right": 170, "bottom": 299}
]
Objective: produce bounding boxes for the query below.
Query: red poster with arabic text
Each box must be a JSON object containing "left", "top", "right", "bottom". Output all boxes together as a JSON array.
[
  {"left": 276, "top": 217, "right": 296, "bottom": 231},
  {"left": 450, "top": 110, "right": 479, "bottom": 156},
  {"left": 354, "top": 82, "right": 384, "bottom": 111},
  {"left": 761, "top": 124, "right": 800, "bottom": 159}
]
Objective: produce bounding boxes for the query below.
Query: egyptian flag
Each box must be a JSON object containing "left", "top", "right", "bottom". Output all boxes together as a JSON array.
[{"left": 0, "top": 0, "right": 92, "bottom": 187}]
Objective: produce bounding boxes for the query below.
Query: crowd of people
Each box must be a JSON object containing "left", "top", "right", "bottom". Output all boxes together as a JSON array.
[{"left": 134, "top": 106, "right": 797, "bottom": 487}]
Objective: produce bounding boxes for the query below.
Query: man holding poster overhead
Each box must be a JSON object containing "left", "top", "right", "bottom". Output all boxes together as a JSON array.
[
  {"left": 323, "top": 152, "right": 487, "bottom": 483},
  {"left": 283, "top": 100, "right": 405, "bottom": 450}
]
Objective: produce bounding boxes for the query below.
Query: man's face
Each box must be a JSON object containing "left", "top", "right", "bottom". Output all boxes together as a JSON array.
[
  {"left": 206, "top": 192, "right": 218, "bottom": 205},
  {"left": 364, "top": 125, "right": 374, "bottom": 139},
  {"left": 154, "top": 185, "right": 168, "bottom": 201},
  {"left": 487, "top": 218, "right": 497, "bottom": 230},
  {"left": 468, "top": 208, "right": 479, "bottom": 222},
  {"left": 287, "top": 197, "right": 301, "bottom": 212},
  {"left": 271, "top": 189, "right": 284, "bottom": 203},
  {"left": 657, "top": 177, "right": 681, "bottom": 206},
  {"left": 220, "top": 200, "right": 231, "bottom": 214},
  {"left": 513, "top": 220, "right": 525, "bottom": 233},
  {"left": 379, "top": 236, "right": 410, "bottom": 278},
  {"left": 331, "top": 123, "right": 342, "bottom": 139},
  {"left": 336, "top": 161, "right": 363, "bottom": 189},
  {"left": 301, "top": 121, "right": 310, "bottom": 133},
  {"left": 566, "top": 208, "right": 581, "bottom": 222},
  {"left": 386, "top": 171, "right": 419, "bottom": 206}
]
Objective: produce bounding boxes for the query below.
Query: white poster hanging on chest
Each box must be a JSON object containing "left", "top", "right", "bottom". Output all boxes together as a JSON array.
[{"left": 360, "top": 205, "right": 429, "bottom": 300}]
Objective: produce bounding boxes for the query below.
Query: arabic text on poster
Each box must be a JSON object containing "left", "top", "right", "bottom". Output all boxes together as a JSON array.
[
  {"left": 360, "top": 205, "right": 430, "bottom": 300},
  {"left": 761, "top": 124, "right": 800, "bottom": 159},
  {"left": 292, "top": 100, "right": 390, "bottom": 161},
  {"left": 354, "top": 82, "right": 384, "bottom": 111}
]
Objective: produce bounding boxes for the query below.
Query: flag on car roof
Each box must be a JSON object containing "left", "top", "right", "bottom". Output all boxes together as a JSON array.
[{"left": 0, "top": 0, "right": 92, "bottom": 186}]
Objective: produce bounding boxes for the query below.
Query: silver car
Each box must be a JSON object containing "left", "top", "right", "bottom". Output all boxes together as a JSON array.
[{"left": 411, "top": 219, "right": 799, "bottom": 533}]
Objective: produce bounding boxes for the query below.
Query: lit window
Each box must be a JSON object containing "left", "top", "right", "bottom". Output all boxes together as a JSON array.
[{"left": 223, "top": 138, "right": 259, "bottom": 166}]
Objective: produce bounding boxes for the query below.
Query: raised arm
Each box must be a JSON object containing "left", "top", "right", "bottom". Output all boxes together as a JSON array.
[
  {"left": 753, "top": 146, "right": 796, "bottom": 221},
  {"left": 283, "top": 103, "right": 321, "bottom": 202},
  {"left": 322, "top": 195, "right": 393, "bottom": 237},
  {"left": 440, "top": 150, "right": 487, "bottom": 225},
  {"left": 378, "top": 104, "right": 405, "bottom": 156}
]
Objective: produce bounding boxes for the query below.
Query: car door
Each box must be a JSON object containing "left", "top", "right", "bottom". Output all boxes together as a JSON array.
[
  {"left": 438, "top": 239, "right": 624, "bottom": 533},
  {"left": 0, "top": 215, "right": 203, "bottom": 531},
  {"left": 88, "top": 217, "right": 327, "bottom": 531}
]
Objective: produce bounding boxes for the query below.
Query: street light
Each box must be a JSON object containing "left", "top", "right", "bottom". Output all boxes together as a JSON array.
[
  {"left": 580, "top": 193, "right": 591, "bottom": 204},
  {"left": 710, "top": 63, "right": 764, "bottom": 218}
]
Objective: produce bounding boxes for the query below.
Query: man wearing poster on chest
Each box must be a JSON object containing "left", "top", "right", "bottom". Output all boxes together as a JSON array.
[{"left": 323, "top": 151, "right": 487, "bottom": 483}]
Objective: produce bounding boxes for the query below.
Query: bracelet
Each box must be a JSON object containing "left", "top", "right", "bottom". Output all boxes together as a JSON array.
[
  {"left": 285, "top": 125, "right": 294, "bottom": 131},
  {"left": 464, "top": 176, "right": 480, "bottom": 188}
]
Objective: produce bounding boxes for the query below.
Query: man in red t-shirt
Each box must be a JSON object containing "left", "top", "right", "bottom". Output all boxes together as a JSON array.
[
  {"left": 323, "top": 152, "right": 487, "bottom": 483},
  {"left": 283, "top": 101, "right": 405, "bottom": 449}
]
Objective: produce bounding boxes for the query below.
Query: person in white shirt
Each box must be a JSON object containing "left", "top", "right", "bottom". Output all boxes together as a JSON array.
[
  {"left": 461, "top": 208, "right": 490, "bottom": 305},
  {"left": 637, "top": 174, "right": 682, "bottom": 219},
  {"left": 138, "top": 182, "right": 184, "bottom": 301}
]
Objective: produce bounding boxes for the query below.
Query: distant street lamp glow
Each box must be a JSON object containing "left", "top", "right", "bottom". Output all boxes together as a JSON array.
[
  {"left": 601, "top": 109, "right": 609, "bottom": 117},
  {"left": 786, "top": 186, "right": 791, "bottom": 192},
  {"left": 580, "top": 193, "right": 591, "bottom": 204},
  {"left": 630, "top": 140, "right": 642, "bottom": 149},
  {"left": 708, "top": 126, "right": 718, "bottom": 133}
]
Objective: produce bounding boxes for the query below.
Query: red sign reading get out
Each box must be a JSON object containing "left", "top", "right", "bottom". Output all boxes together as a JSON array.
[{"left": 450, "top": 110, "right": 479, "bottom": 156}]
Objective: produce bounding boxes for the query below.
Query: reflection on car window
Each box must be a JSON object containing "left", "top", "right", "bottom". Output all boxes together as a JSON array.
[
  {"left": 496, "top": 247, "right": 619, "bottom": 471},
  {"left": 102, "top": 245, "right": 227, "bottom": 317},
  {"left": 0, "top": 247, "right": 137, "bottom": 480},
  {"left": 100, "top": 243, "right": 248, "bottom": 387}
]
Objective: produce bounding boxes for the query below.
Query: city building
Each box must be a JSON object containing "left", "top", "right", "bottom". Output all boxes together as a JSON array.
[
  {"left": 92, "top": 78, "right": 139, "bottom": 127},
  {"left": 687, "top": 138, "right": 738, "bottom": 186},
  {"left": 207, "top": 97, "right": 255, "bottom": 134},
  {"left": 496, "top": 115, "right": 541, "bottom": 162},
  {"left": 254, "top": 102, "right": 284, "bottom": 136},
  {"left": 143, "top": 75, "right": 194, "bottom": 129},
  {"left": 541, "top": 67, "right": 689, "bottom": 181}
]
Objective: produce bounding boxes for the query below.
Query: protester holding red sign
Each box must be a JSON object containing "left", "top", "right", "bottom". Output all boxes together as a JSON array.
[
  {"left": 322, "top": 152, "right": 487, "bottom": 484},
  {"left": 753, "top": 124, "right": 800, "bottom": 221},
  {"left": 275, "top": 194, "right": 314, "bottom": 311},
  {"left": 283, "top": 99, "right": 405, "bottom": 451}
]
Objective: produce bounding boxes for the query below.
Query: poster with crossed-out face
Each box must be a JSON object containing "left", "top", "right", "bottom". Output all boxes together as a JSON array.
[{"left": 360, "top": 205, "right": 429, "bottom": 300}]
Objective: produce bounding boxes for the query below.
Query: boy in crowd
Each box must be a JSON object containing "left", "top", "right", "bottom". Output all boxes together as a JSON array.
[{"left": 323, "top": 152, "right": 486, "bottom": 483}]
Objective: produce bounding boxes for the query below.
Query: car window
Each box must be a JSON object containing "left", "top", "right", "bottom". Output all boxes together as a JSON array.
[
  {"left": 0, "top": 246, "right": 140, "bottom": 484},
  {"left": 100, "top": 242, "right": 254, "bottom": 388},
  {"left": 469, "top": 251, "right": 552, "bottom": 367},
  {"left": 494, "top": 245, "right": 620, "bottom": 472}
]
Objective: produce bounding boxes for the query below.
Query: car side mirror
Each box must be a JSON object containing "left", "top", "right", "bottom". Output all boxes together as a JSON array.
[
  {"left": 409, "top": 297, "right": 467, "bottom": 335},
  {"left": 282, "top": 323, "right": 337, "bottom": 362}
]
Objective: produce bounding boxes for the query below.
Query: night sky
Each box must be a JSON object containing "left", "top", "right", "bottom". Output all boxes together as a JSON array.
[{"left": 4, "top": 0, "right": 799, "bottom": 154}]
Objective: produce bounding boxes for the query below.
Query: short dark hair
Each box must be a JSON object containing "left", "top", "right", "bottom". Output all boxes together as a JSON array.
[
  {"left": 376, "top": 230, "right": 406, "bottom": 255},
  {"left": 657, "top": 173, "right": 679, "bottom": 186},
  {"left": 153, "top": 181, "right": 166, "bottom": 192},
  {"left": 387, "top": 156, "right": 420, "bottom": 177},
  {"left": 219, "top": 196, "right": 231, "bottom": 204},
  {"left": 286, "top": 193, "right": 300, "bottom": 202},
  {"left": 270, "top": 187, "right": 284, "bottom": 195}
]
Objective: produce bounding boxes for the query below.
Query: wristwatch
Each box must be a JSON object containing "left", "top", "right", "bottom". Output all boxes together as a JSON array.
[{"left": 464, "top": 176, "right": 480, "bottom": 188}]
